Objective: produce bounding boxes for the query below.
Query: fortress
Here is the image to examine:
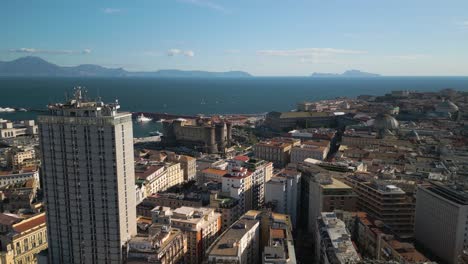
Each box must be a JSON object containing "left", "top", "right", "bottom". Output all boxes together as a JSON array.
[{"left": 162, "top": 117, "right": 232, "bottom": 154}]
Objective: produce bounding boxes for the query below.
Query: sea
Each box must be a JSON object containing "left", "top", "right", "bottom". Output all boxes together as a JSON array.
[{"left": 1, "top": 77, "right": 468, "bottom": 137}]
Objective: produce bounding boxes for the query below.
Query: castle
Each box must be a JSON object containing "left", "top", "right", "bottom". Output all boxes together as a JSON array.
[{"left": 162, "top": 117, "right": 232, "bottom": 154}]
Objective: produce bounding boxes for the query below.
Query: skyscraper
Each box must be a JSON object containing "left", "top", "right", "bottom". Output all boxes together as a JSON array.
[
  {"left": 415, "top": 182, "right": 468, "bottom": 264},
  {"left": 38, "top": 88, "right": 137, "bottom": 263}
]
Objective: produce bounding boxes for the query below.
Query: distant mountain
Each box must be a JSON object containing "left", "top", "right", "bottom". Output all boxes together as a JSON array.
[
  {"left": 129, "top": 69, "right": 252, "bottom": 78},
  {"left": 311, "top": 69, "right": 381, "bottom": 77},
  {"left": 0, "top": 56, "right": 253, "bottom": 78}
]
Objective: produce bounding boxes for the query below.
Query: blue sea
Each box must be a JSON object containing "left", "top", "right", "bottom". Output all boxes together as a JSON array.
[{"left": 1, "top": 77, "right": 467, "bottom": 137}]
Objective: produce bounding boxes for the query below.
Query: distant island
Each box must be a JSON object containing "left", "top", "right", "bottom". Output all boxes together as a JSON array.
[
  {"left": 0, "top": 56, "right": 253, "bottom": 78},
  {"left": 310, "top": 69, "right": 381, "bottom": 78}
]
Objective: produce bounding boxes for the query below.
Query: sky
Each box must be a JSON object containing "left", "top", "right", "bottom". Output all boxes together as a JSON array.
[{"left": 1, "top": 0, "right": 468, "bottom": 76}]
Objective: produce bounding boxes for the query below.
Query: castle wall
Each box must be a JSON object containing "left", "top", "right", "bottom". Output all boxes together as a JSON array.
[{"left": 162, "top": 120, "right": 232, "bottom": 154}]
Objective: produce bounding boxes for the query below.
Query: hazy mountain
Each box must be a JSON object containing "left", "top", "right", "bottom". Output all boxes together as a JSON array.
[
  {"left": 0, "top": 56, "right": 253, "bottom": 78},
  {"left": 311, "top": 69, "right": 381, "bottom": 77},
  {"left": 128, "top": 69, "right": 252, "bottom": 78}
]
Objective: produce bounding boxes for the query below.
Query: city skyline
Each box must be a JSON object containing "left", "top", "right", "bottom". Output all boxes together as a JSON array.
[{"left": 1, "top": 0, "right": 468, "bottom": 76}]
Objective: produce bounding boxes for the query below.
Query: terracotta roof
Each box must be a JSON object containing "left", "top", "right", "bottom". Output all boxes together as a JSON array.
[
  {"left": 202, "top": 168, "right": 227, "bottom": 176},
  {"left": 13, "top": 213, "right": 46, "bottom": 233},
  {"left": 135, "top": 165, "right": 164, "bottom": 179},
  {"left": 303, "top": 140, "right": 330, "bottom": 147},
  {"left": 0, "top": 170, "right": 13, "bottom": 176},
  {"left": 270, "top": 228, "right": 286, "bottom": 239},
  {"left": 233, "top": 155, "right": 250, "bottom": 162},
  {"left": 388, "top": 240, "right": 429, "bottom": 262},
  {"left": 20, "top": 166, "right": 38, "bottom": 173}
]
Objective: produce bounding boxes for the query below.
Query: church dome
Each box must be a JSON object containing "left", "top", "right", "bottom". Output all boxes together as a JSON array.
[{"left": 374, "top": 113, "right": 399, "bottom": 130}]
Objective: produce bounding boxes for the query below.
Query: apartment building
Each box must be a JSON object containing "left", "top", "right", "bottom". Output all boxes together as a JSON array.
[
  {"left": 253, "top": 138, "right": 300, "bottom": 168},
  {"left": 38, "top": 88, "right": 137, "bottom": 263},
  {"left": 344, "top": 173, "right": 415, "bottom": 238},
  {"left": 0, "top": 213, "right": 48, "bottom": 264},
  {"left": 152, "top": 206, "right": 221, "bottom": 264}
]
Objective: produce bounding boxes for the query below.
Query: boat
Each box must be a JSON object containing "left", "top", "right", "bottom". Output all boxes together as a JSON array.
[
  {"left": 137, "top": 114, "right": 153, "bottom": 122},
  {"left": 0, "top": 107, "right": 15, "bottom": 112},
  {"left": 149, "top": 131, "right": 163, "bottom": 136}
]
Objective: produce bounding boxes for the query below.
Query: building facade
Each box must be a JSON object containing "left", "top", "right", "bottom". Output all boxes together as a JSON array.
[
  {"left": 209, "top": 193, "right": 241, "bottom": 232},
  {"left": 316, "top": 212, "right": 361, "bottom": 264},
  {"left": 253, "top": 138, "right": 300, "bottom": 168},
  {"left": 152, "top": 206, "right": 221, "bottom": 264},
  {"left": 355, "top": 212, "right": 430, "bottom": 263},
  {"left": 0, "top": 120, "right": 38, "bottom": 139},
  {"left": 206, "top": 217, "right": 260, "bottom": 264},
  {"left": 38, "top": 88, "right": 137, "bottom": 263},
  {"left": 345, "top": 174, "right": 415, "bottom": 238},
  {"left": 0, "top": 213, "right": 48, "bottom": 264},
  {"left": 290, "top": 140, "right": 330, "bottom": 163},
  {"left": 0, "top": 169, "right": 39, "bottom": 189},
  {"left": 304, "top": 170, "right": 357, "bottom": 233},
  {"left": 162, "top": 118, "right": 232, "bottom": 154},
  {"left": 127, "top": 224, "right": 187, "bottom": 264},
  {"left": 415, "top": 182, "right": 468, "bottom": 264},
  {"left": 265, "top": 169, "right": 301, "bottom": 228}
]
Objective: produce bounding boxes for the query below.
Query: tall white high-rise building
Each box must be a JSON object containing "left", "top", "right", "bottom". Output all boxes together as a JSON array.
[
  {"left": 265, "top": 168, "right": 301, "bottom": 228},
  {"left": 38, "top": 88, "right": 137, "bottom": 263},
  {"left": 415, "top": 182, "right": 468, "bottom": 264}
]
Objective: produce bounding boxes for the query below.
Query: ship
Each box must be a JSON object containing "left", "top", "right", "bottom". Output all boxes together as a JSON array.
[
  {"left": 0, "top": 107, "right": 15, "bottom": 112},
  {"left": 137, "top": 113, "right": 153, "bottom": 122},
  {"left": 149, "top": 131, "right": 163, "bottom": 136}
]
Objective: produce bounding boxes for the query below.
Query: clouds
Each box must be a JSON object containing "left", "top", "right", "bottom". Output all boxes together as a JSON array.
[
  {"left": 177, "top": 0, "right": 226, "bottom": 13},
  {"left": 167, "top": 49, "right": 195, "bottom": 57},
  {"left": 9, "top": 48, "right": 91, "bottom": 55},
  {"left": 103, "top": 8, "right": 121, "bottom": 14}
]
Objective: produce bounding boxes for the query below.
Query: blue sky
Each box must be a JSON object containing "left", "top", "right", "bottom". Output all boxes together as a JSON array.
[{"left": 1, "top": 0, "right": 468, "bottom": 76}]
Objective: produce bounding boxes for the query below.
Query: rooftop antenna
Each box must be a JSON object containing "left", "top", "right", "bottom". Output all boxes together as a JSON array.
[
  {"left": 97, "top": 87, "right": 101, "bottom": 102},
  {"left": 74, "top": 86, "right": 83, "bottom": 101},
  {"left": 83, "top": 87, "right": 88, "bottom": 101}
]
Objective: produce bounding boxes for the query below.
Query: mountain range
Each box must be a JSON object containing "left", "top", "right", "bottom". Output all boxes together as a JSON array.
[
  {"left": 310, "top": 69, "right": 381, "bottom": 77},
  {"left": 0, "top": 56, "right": 252, "bottom": 78},
  {"left": 0, "top": 56, "right": 383, "bottom": 78}
]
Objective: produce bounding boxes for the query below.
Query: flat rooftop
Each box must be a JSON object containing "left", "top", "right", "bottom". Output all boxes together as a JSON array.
[
  {"left": 322, "top": 178, "right": 353, "bottom": 190},
  {"left": 208, "top": 218, "right": 259, "bottom": 257},
  {"left": 320, "top": 212, "right": 360, "bottom": 263}
]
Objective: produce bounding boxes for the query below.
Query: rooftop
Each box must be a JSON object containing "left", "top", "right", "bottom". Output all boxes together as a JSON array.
[
  {"left": 135, "top": 165, "right": 165, "bottom": 180},
  {"left": 12, "top": 213, "right": 46, "bottom": 233},
  {"left": 208, "top": 218, "right": 259, "bottom": 257},
  {"left": 0, "top": 213, "right": 21, "bottom": 226},
  {"left": 322, "top": 178, "right": 353, "bottom": 190},
  {"left": 319, "top": 212, "right": 360, "bottom": 264},
  {"left": 202, "top": 168, "right": 228, "bottom": 176},
  {"left": 425, "top": 181, "right": 468, "bottom": 205},
  {"left": 233, "top": 155, "right": 250, "bottom": 162},
  {"left": 42, "top": 87, "right": 127, "bottom": 120}
]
